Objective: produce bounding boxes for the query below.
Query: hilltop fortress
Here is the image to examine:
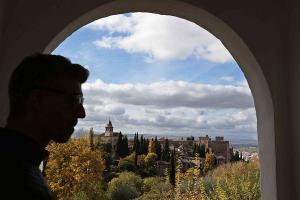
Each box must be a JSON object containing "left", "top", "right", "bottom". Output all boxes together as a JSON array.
[{"left": 88, "top": 120, "right": 231, "bottom": 164}]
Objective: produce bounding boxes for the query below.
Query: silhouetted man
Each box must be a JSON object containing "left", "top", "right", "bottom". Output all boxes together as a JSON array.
[{"left": 0, "top": 53, "right": 89, "bottom": 199}]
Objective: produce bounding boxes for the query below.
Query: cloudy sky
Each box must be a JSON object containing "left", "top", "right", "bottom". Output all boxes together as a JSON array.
[{"left": 53, "top": 12, "right": 257, "bottom": 141}]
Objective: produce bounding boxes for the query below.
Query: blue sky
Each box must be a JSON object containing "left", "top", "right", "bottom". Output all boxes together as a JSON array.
[{"left": 53, "top": 13, "right": 257, "bottom": 141}]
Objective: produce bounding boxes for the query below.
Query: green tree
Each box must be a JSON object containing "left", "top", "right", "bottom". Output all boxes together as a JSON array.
[
  {"left": 118, "top": 153, "right": 136, "bottom": 172},
  {"left": 154, "top": 137, "right": 162, "bottom": 160},
  {"left": 193, "top": 144, "right": 206, "bottom": 158},
  {"left": 145, "top": 152, "right": 158, "bottom": 167},
  {"left": 121, "top": 135, "right": 130, "bottom": 157},
  {"left": 137, "top": 177, "right": 173, "bottom": 200},
  {"left": 102, "top": 151, "right": 112, "bottom": 169},
  {"left": 139, "top": 135, "right": 148, "bottom": 155},
  {"left": 107, "top": 171, "right": 143, "bottom": 200},
  {"left": 89, "top": 127, "right": 94, "bottom": 149},
  {"left": 144, "top": 152, "right": 158, "bottom": 176},
  {"left": 133, "top": 132, "right": 141, "bottom": 154},
  {"left": 101, "top": 143, "right": 112, "bottom": 154},
  {"left": 169, "top": 149, "right": 176, "bottom": 186},
  {"left": 192, "top": 144, "right": 197, "bottom": 156},
  {"left": 140, "top": 135, "right": 144, "bottom": 154},
  {"left": 133, "top": 132, "right": 137, "bottom": 152},
  {"left": 118, "top": 159, "right": 136, "bottom": 172},
  {"left": 72, "top": 180, "right": 108, "bottom": 200},
  {"left": 116, "top": 132, "right": 123, "bottom": 158},
  {"left": 144, "top": 139, "right": 149, "bottom": 155},
  {"left": 138, "top": 154, "right": 147, "bottom": 168},
  {"left": 162, "top": 139, "right": 170, "bottom": 161},
  {"left": 199, "top": 144, "right": 206, "bottom": 158}
]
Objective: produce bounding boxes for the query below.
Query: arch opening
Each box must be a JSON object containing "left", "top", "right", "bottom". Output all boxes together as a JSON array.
[{"left": 43, "top": 1, "right": 276, "bottom": 199}]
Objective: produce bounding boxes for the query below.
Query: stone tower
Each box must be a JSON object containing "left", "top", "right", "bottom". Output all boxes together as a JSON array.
[{"left": 104, "top": 120, "right": 113, "bottom": 136}]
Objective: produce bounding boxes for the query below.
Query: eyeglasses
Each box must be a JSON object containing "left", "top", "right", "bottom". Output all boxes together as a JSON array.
[{"left": 32, "top": 86, "right": 84, "bottom": 105}]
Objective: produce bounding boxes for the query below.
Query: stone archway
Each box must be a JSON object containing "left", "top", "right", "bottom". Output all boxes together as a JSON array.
[{"left": 0, "top": 0, "right": 277, "bottom": 199}]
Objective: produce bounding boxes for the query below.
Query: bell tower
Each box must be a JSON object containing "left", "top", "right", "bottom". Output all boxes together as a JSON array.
[{"left": 104, "top": 120, "right": 113, "bottom": 136}]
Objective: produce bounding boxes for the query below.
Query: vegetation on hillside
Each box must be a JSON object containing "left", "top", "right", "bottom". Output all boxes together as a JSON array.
[{"left": 45, "top": 138, "right": 260, "bottom": 200}]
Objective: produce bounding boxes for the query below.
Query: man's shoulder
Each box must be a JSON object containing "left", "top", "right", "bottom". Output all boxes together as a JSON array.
[
  {"left": 0, "top": 127, "right": 31, "bottom": 166},
  {"left": 0, "top": 127, "right": 20, "bottom": 151},
  {"left": 0, "top": 128, "right": 53, "bottom": 199},
  {"left": 0, "top": 127, "right": 15, "bottom": 152},
  {"left": 0, "top": 127, "right": 19, "bottom": 140},
  {"left": 0, "top": 127, "right": 12, "bottom": 135},
  {"left": 1, "top": 159, "right": 53, "bottom": 199}
]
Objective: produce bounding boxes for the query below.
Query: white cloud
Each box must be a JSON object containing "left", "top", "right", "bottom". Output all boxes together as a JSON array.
[
  {"left": 87, "top": 13, "right": 234, "bottom": 63},
  {"left": 220, "top": 76, "right": 235, "bottom": 82},
  {"left": 87, "top": 14, "right": 135, "bottom": 33},
  {"left": 76, "top": 79, "right": 257, "bottom": 139},
  {"left": 94, "top": 104, "right": 125, "bottom": 115},
  {"left": 82, "top": 79, "right": 254, "bottom": 109},
  {"left": 79, "top": 106, "right": 257, "bottom": 137}
]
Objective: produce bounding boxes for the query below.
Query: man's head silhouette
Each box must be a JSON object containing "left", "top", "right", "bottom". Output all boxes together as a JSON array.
[{"left": 6, "top": 53, "right": 89, "bottom": 147}]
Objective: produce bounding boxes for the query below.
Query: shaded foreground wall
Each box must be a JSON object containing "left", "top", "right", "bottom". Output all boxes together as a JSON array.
[{"left": 0, "top": 0, "right": 299, "bottom": 199}]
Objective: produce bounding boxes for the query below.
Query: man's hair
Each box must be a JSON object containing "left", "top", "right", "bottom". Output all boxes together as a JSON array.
[{"left": 8, "top": 53, "right": 89, "bottom": 116}]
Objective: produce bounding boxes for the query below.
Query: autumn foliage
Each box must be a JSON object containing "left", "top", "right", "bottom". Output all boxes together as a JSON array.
[
  {"left": 174, "top": 159, "right": 260, "bottom": 200},
  {"left": 44, "top": 137, "right": 260, "bottom": 200},
  {"left": 45, "top": 138, "right": 105, "bottom": 199}
]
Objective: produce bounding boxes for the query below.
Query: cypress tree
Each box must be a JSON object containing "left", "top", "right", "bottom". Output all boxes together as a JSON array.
[
  {"left": 169, "top": 148, "right": 176, "bottom": 186},
  {"left": 133, "top": 132, "right": 137, "bottom": 152},
  {"left": 122, "top": 135, "right": 130, "bottom": 157},
  {"left": 154, "top": 137, "right": 162, "bottom": 160},
  {"left": 199, "top": 144, "right": 206, "bottom": 158},
  {"left": 89, "top": 127, "right": 94, "bottom": 150},
  {"left": 145, "top": 138, "right": 149, "bottom": 155},
  {"left": 157, "top": 142, "right": 162, "bottom": 160},
  {"left": 136, "top": 132, "right": 140, "bottom": 155},
  {"left": 162, "top": 138, "right": 170, "bottom": 161},
  {"left": 133, "top": 132, "right": 140, "bottom": 155},
  {"left": 193, "top": 144, "right": 197, "bottom": 156},
  {"left": 116, "top": 132, "right": 123, "bottom": 157},
  {"left": 196, "top": 144, "right": 201, "bottom": 156},
  {"left": 134, "top": 132, "right": 139, "bottom": 166},
  {"left": 140, "top": 135, "right": 144, "bottom": 154},
  {"left": 139, "top": 135, "right": 148, "bottom": 155}
]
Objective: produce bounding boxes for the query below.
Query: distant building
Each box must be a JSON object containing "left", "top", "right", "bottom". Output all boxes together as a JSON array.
[
  {"left": 241, "top": 151, "right": 259, "bottom": 161},
  {"left": 156, "top": 135, "right": 231, "bottom": 164},
  {"left": 198, "top": 135, "right": 211, "bottom": 149},
  {"left": 208, "top": 136, "right": 231, "bottom": 163},
  {"left": 215, "top": 155, "right": 226, "bottom": 165},
  {"left": 91, "top": 120, "right": 121, "bottom": 152}
]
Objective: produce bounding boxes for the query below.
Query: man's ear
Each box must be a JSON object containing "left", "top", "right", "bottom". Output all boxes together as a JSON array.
[{"left": 24, "top": 91, "right": 43, "bottom": 113}]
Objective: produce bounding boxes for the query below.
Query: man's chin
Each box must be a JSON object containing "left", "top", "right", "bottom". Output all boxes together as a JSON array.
[
  {"left": 53, "top": 136, "right": 70, "bottom": 143},
  {"left": 53, "top": 130, "right": 74, "bottom": 143}
]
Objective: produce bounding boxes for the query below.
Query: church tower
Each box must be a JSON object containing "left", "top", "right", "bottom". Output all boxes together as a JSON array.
[{"left": 104, "top": 120, "right": 114, "bottom": 136}]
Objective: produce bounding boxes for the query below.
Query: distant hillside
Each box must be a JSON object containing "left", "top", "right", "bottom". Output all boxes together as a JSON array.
[{"left": 72, "top": 128, "right": 88, "bottom": 138}]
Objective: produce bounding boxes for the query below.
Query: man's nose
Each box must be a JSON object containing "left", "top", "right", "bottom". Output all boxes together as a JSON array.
[{"left": 76, "top": 104, "right": 86, "bottom": 118}]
